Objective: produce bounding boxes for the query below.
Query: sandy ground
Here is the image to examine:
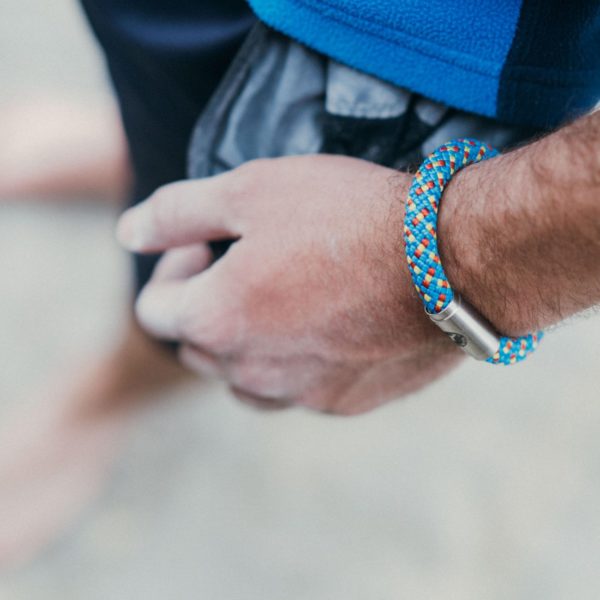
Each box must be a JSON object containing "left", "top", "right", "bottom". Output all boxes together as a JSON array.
[{"left": 1, "top": 2, "right": 600, "bottom": 599}]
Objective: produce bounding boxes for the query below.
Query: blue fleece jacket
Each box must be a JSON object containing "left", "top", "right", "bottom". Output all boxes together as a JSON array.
[{"left": 247, "top": 0, "right": 600, "bottom": 129}]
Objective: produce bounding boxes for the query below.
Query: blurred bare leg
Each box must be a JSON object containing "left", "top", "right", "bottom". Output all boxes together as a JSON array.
[
  {"left": 0, "top": 95, "right": 130, "bottom": 202},
  {"left": 0, "top": 318, "right": 191, "bottom": 571},
  {"left": 0, "top": 94, "right": 190, "bottom": 570}
]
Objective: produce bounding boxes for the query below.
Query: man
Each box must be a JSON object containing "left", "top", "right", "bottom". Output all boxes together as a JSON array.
[
  {"left": 2, "top": 0, "right": 599, "bottom": 566},
  {"left": 112, "top": 0, "right": 599, "bottom": 412}
]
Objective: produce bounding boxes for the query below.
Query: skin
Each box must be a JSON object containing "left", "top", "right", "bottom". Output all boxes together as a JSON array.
[
  {"left": 440, "top": 113, "right": 600, "bottom": 336},
  {"left": 0, "top": 96, "right": 201, "bottom": 569},
  {"left": 0, "top": 97, "right": 130, "bottom": 202},
  {"left": 117, "top": 110, "right": 600, "bottom": 415}
]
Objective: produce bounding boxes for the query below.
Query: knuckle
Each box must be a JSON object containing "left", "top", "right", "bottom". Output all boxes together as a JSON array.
[
  {"left": 225, "top": 159, "right": 270, "bottom": 205},
  {"left": 148, "top": 186, "right": 173, "bottom": 231},
  {"left": 177, "top": 289, "right": 239, "bottom": 354},
  {"left": 149, "top": 182, "right": 185, "bottom": 232}
]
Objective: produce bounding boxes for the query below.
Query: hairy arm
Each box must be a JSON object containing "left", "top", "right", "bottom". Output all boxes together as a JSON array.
[{"left": 440, "top": 109, "right": 600, "bottom": 337}]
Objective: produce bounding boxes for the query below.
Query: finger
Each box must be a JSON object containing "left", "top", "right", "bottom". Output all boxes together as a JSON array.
[
  {"left": 135, "top": 259, "right": 232, "bottom": 344},
  {"left": 136, "top": 244, "right": 220, "bottom": 340},
  {"left": 229, "top": 386, "right": 292, "bottom": 412},
  {"left": 116, "top": 176, "right": 240, "bottom": 253},
  {"left": 178, "top": 344, "right": 223, "bottom": 379},
  {"left": 152, "top": 244, "right": 212, "bottom": 282},
  {"left": 135, "top": 279, "right": 187, "bottom": 340}
]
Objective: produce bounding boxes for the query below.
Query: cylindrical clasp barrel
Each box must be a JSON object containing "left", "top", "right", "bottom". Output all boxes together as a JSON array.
[{"left": 427, "top": 294, "right": 501, "bottom": 360}]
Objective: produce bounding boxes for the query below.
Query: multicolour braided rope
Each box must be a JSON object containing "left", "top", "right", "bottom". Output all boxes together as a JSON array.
[{"left": 403, "top": 138, "right": 543, "bottom": 365}]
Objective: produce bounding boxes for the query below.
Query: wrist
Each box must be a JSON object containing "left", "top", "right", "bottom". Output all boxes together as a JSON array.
[{"left": 437, "top": 150, "right": 538, "bottom": 337}]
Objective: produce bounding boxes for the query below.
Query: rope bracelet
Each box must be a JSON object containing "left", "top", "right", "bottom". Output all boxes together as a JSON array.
[{"left": 403, "top": 138, "right": 543, "bottom": 365}]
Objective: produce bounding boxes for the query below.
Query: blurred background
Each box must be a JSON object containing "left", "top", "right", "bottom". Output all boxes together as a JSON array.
[{"left": 1, "top": 1, "right": 600, "bottom": 598}]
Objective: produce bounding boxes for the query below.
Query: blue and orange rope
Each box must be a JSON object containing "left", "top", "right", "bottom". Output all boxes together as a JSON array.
[{"left": 403, "top": 138, "right": 543, "bottom": 365}]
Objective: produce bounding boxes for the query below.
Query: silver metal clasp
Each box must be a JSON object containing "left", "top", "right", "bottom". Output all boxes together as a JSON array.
[{"left": 427, "top": 294, "right": 500, "bottom": 360}]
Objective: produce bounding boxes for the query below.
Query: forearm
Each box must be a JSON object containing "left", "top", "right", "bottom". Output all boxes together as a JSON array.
[{"left": 439, "top": 110, "right": 600, "bottom": 336}]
